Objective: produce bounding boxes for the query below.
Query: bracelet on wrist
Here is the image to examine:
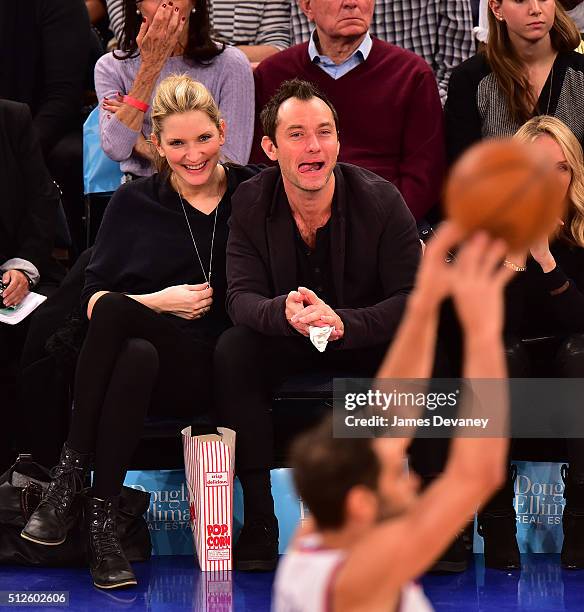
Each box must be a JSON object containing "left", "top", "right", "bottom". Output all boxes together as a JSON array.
[
  {"left": 503, "top": 260, "right": 526, "bottom": 272},
  {"left": 122, "top": 95, "right": 149, "bottom": 113}
]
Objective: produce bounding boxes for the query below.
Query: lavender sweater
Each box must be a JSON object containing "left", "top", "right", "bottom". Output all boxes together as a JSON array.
[{"left": 94, "top": 47, "right": 254, "bottom": 176}]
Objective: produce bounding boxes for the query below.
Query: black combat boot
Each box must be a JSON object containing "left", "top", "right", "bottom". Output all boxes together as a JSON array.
[
  {"left": 85, "top": 494, "right": 137, "bottom": 589},
  {"left": 561, "top": 464, "right": 584, "bottom": 569},
  {"left": 21, "top": 443, "right": 91, "bottom": 545},
  {"left": 234, "top": 515, "right": 279, "bottom": 571},
  {"left": 478, "top": 464, "right": 520, "bottom": 570}
]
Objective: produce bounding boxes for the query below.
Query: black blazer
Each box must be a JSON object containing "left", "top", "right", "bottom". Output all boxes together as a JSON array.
[
  {"left": 0, "top": 0, "right": 90, "bottom": 154},
  {"left": 226, "top": 163, "right": 421, "bottom": 350},
  {"left": 0, "top": 100, "right": 59, "bottom": 280}
]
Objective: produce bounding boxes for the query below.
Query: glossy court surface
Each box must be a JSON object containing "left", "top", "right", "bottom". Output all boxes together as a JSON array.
[{"left": 0, "top": 554, "right": 582, "bottom": 611}]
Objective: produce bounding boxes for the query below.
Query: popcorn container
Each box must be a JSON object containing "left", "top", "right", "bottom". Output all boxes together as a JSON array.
[{"left": 181, "top": 427, "right": 236, "bottom": 571}]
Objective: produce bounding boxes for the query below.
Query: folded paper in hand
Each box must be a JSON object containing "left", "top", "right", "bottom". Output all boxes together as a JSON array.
[
  {"left": 0, "top": 292, "right": 47, "bottom": 325},
  {"left": 309, "top": 325, "right": 334, "bottom": 352}
]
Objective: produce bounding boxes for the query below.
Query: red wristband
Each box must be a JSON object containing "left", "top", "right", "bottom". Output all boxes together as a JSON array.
[{"left": 122, "top": 95, "right": 149, "bottom": 113}]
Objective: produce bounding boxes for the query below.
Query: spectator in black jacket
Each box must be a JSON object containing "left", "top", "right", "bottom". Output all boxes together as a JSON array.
[
  {"left": 501, "top": 116, "right": 584, "bottom": 570},
  {"left": 0, "top": 0, "right": 92, "bottom": 252},
  {"left": 0, "top": 99, "right": 63, "bottom": 472},
  {"left": 21, "top": 75, "right": 261, "bottom": 590},
  {"left": 214, "top": 80, "right": 420, "bottom": 572}
]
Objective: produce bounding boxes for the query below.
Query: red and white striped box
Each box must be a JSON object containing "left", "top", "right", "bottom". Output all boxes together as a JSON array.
[
  {"left": 195, "top": 569, "right": 233, "bottom": 610},
  {"left": 181, "top": 427, "right": 236, "bottom": 571}
]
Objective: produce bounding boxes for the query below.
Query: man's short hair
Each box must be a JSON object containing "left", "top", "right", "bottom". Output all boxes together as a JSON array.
[
  {"left": 260, "top": 79, "right": 340, "bottom": 146},
  {"left": 291, "top": 416, "right": 380, "bottom": 529}
]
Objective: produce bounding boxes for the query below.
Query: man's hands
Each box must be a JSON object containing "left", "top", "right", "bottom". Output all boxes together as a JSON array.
[
  {"left": 1, "top": 270, "right": 30, "bottom": 308},
  {"left": 285, "top": 287, "right": 344, "bottom": 341},
  {"left": 157, "top": 283, "right": 213, "bottom": 320},
  {"left": 285, "top": 290, "right": 309, "bottom": 336}
]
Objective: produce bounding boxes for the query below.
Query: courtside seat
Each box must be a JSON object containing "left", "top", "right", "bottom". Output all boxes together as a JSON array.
[{"left": 132, "top": 373, "right": 335, "bottom": 470}]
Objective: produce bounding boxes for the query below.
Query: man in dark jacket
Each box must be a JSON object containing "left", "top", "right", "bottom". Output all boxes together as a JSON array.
[
  {"left": 215, "top": 79, "right": 421, "bottom": 571},
  {"left": 0, "top": 100, "right": 63, "bottom": 472},
  {"left": 0, "top": 0, "right": 92, "bottom": 252}
]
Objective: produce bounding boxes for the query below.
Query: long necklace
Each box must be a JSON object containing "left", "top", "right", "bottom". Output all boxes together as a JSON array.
[
  {"left": 545, "top": 66, "right": 554, "bottom": 116},
  {"left": 175, "top": 180, "right": 219, "bottom": 288}
]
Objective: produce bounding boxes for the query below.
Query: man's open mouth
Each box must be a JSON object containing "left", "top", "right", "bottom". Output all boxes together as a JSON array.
[{"left": 298, "top": 162, "right": 325, "bottom": 174}]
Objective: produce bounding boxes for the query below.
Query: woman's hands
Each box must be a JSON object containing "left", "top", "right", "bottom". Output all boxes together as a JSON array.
[
  {"left": 102, "top": 93, "right": 123, "bottom": 115},
  {"left": 529, "top": 220, "right": 563, "bottom": 273},
  {"left": 110, "top": 3, "right": 188, "bottom": 133},
  {"left": 156, "top": 283, "right": 213, "bottom": 320},
  {"left": 137, "top": 2, "right": 187, "bottom": 71}
]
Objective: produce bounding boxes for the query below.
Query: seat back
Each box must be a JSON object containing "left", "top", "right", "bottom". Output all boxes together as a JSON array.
[
  {"left": 83, "top": 107, "right": 123, "bottom": 246},
  {"left": 83, "top": 106, "right": 123, "bottom": 195}
]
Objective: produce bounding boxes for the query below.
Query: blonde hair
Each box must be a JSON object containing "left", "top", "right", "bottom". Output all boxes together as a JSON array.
[
  {"left": 150, "top": 74, "right": 223, "bottom": 175},
  {"left": 515, "top": 116, "right": 584, "bottom": 247},
  {"left": 486, "top": 1, "right": 580, "bottom": 123}
]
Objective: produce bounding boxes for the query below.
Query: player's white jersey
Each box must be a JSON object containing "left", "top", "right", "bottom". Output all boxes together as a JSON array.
[{"left": 272, "top": 534, "right": 434, "bottom": 612}]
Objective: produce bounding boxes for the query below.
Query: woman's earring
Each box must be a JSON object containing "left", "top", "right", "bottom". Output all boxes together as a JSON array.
[
  {"left": 191, "top": 7, "right": 197, "bottom": 13},
  {"left": 136, "top": 9, "right": 141, "bottom": 16}
]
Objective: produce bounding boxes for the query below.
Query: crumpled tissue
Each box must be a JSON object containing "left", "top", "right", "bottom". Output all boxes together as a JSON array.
[{"left": 309, "top": 325, "right": 334, "bottom": 352}]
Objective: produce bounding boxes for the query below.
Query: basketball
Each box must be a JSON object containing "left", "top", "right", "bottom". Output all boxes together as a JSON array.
[{"left": 444, "top": 138, "right": 567, "bottom": 250}]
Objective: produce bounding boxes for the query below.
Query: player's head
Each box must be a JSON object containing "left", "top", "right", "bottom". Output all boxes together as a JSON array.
[
  {"left": 515, "top": 115, "right": 584, "bottom": 248},
  {"left": 291, "top": 417, "right": 419, "bottom": 531}
]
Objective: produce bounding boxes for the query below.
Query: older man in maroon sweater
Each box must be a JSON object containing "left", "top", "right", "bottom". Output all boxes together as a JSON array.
[{"left": 251, "top": 0, "right": 445, "bottom": 221}]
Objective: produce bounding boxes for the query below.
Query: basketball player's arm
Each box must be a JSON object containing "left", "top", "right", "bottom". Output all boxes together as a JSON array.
[
  {"left": 368, "top": 225, "right": 460, "bottom": 438},
  {"left": 333, "top": 235, "right": 511, "bottom": 610},
  {"left": 375, "top": 223, "right": 460, "bottom": 379}
]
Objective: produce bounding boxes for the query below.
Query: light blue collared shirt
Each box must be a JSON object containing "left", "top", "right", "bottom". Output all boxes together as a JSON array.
[{"left": 308, "top": 31, "right": 373, "bottom": 80}]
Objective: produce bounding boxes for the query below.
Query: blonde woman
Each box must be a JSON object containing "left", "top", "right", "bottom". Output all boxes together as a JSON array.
[
  {"left": 21, "top": 75, "right": 260, "bottom": 589},
  {"left": 490, "top": 116, "right": 584, "bottom": 571},
  {"left": 445, "top": 0, "right": 584, "bottom": 164}
]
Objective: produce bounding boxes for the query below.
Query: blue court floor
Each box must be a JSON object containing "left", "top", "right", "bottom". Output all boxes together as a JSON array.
[{"left": 0, "top": 554, "right": 583, "bottom": 611}]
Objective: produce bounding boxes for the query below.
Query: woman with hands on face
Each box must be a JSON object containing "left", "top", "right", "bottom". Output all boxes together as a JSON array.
[
  {"left": 20, "top": 76, "right": 262, "bottom": 590},
  {"left": 96, "top": 0, "right": 254, "bottom": 178},
  {"left": 494, "top": 116, "right": 584, "bottom": 571}
]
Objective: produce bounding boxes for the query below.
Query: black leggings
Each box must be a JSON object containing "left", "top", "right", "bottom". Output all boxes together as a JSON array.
[
  {"left": 214, "top": 325, "right": 389, "bottom": 473},
  {"left": 213, "top": 325, "right": 388, "bottom": 522},
  {"left": 67, "top": 293, "right": 214, "bottom": 498},
  {"left": 506, "top": 334, "right": 584, "bottom": 480},
  {"left": 411, "top": 334, "right": 584, "bottom": 512}
]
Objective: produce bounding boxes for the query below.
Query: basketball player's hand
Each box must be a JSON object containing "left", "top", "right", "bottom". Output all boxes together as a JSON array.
[
  {"left": 159, "top": 283, "right": 213, "bottom": 319},
  {"left": 451, "top": 232, "right": 513, "bottom": 338},
  {"left": 286, "top": 290, "right": 310, "bottom": 336},
  {"left": 412, "top": 222, "right": 463, "bottom": 307},
  {"left": 292, "top": 287, "right": 344, "bottom": 341}
]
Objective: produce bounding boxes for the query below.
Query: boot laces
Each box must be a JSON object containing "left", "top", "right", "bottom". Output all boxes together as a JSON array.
[
  {"left": 42, "top": 465, "right": 84, "bottom": 513},
  {"left": 90, "top": 505, "right": 123, "bottom": 559}
]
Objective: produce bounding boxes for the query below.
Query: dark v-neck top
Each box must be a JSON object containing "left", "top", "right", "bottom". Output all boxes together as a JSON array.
[
  {"left": 445, "top": 51, "right": 584, "bottom": 164},
  {"left": 294, "top": 213, "right": 336, "bottom": 307},
  {"left": 83, "top": 164, "right": 261, "bottom": 337}
]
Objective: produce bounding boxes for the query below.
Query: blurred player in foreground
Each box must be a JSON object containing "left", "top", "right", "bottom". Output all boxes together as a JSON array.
[{"left": 273, "top": 223, "right": 514, "bottom": 612}]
